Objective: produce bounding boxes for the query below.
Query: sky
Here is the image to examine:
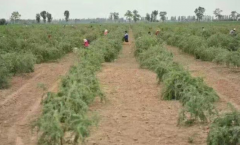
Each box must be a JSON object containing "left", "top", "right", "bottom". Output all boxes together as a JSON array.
[{"left": 0, "top": 0, "right": 239, "bottom": 20}]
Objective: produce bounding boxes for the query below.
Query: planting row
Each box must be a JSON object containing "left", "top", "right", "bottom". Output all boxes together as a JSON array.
[
  {"left": 160, "top": 31, "right": 240, "bottom": 67},
  {"left": 0, "top": 24, "right": 119, "bottom": 88},
  {"left": 35, "top": 26, "right": 125, "bottom": 145},
  {"left": 157, "top": 24, "right": 240, "bottom": 67},
  {"left": 134, "top": 33, "right": 218, "bottom": 124},
  {"left": 133, "top": 23, "right": 240, "bottom": 67},
  {"left": 133, "top": 27, "right": 240, "bottom": 145}
]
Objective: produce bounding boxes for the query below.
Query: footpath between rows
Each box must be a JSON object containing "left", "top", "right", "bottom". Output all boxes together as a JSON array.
[{"left": 86, "top": 30, "right": 207, "bottom": 145}]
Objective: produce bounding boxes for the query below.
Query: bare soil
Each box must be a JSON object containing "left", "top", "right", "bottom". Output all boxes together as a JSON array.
[
  {"left": 86, "top": 31, "right": 207, "bottom": 145},
  {"left": 0, "top": 53, "right": 77, "bottom": 145},
  {"left": 166, "top": 45, "right": 240, "bottom": 110}
]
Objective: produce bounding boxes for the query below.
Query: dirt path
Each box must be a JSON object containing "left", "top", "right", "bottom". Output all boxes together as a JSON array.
[
  {"left": 86, "top": 31, "right": 207, "bottom": 145},
  {"left": 0, "top": 53, "right": 77, "bottom": 145},
  {"left": 166, "top": 45, "right": 240, "bottom": 110}
]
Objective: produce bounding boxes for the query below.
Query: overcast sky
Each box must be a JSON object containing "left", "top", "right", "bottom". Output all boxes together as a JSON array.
[{"left": 0, "top": 0, "right": 239, "bottom": 20}]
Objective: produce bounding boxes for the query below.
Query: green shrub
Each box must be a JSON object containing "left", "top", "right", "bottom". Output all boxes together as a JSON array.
[
  {"left": 226, "top": 51, "right": 240, "bottom": 67},
  {"left": 57, "top": 42, "right": 73, "bottom": 54},
  {"left": 213, "top": 50, "right": 230, "bottom": 65},
  {"left": 135, "top": 35, "right": 159, "bottom": 56},
  {"left": 207, "top": 107, "right": 240, "bottom": 145},
  {"left": 1, "top": 52, "right": 36, "bottom": 74},
  {"left": 0, "top": 58, "right": 10, "bottom": 88},
  {"left": 32, "top": 45, "right": 63, "bottom": 63},
  {"left": 133, "top": 29, "right": 219, "bottom": 124}
]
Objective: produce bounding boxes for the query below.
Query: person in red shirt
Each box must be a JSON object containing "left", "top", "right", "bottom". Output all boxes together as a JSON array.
[
  {"left": 155, "top": 30, "right": 160, "bottom": 36},
  {"left": 104, "top": 29, "right": 108, "bottom": 35},
  {"left": 83, "top": 39, "right": 89, "bottom": 47}
]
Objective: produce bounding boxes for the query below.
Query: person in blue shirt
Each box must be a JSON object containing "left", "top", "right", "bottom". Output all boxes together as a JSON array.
[{"left": 123, "top": 31, "right": 129, "bottom": 42}]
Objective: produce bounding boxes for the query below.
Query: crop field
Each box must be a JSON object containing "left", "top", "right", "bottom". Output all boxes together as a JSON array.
[
  {"left": 133, "top": 23, "right": 240, "bottom": 145},
  {"left": 0, "top": 23, "right": 240, "bottom": 145},
  {"left": 0, "top": 24, "right": 120, "bottom": 88},
  {"left": 149, "top": 23, "right": 240, "bottom": 66}
]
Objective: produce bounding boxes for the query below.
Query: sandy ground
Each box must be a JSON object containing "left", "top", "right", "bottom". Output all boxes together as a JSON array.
[
  {"left": 0, "top": 53, "right": 77, "bottom": 145},
  {"left": 85, "top": 31, "right": 207, "bottom": 145},
  {"left": 166, "top": 45, "right": 240, "bottom": 110}
]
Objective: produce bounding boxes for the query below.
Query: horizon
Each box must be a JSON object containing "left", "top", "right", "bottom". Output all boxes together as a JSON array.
[{"left": 1, "top": 0, "right": 240, "bottom": 20}]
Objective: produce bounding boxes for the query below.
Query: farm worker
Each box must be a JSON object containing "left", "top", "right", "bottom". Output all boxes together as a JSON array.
[
  {"left": 104, "top": 29, "right": 108, "bottom": 35},
  {"left": 230, "top": 28, "right": 236, "bottom": 36},
  {"left": 155, "top": 30, "right": 160, "bottom": 35},
  {"left": 83, "top": 39, "right": 89, "bottom": 47},
  {"left": 123, "top": 31, "right": 129, "bottom": 42}
]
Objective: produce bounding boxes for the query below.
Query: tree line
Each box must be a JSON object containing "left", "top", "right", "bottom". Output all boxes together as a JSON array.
[
  {"left": 110, "top": 7, "right": 240, "bottom": 23},
  {"left": 0, "top": 10, "right": 70, "bottom": 25},
  {"left": 36, "top": 10, "right": 69, "bottom": 23},
  {"left": 0, "top": 7, "right": 240, "bottom": 25}
]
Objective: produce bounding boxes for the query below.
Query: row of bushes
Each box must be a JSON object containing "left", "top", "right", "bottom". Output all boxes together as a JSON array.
[
  {"left": 160, "top": 31, "right": 240, "bottom": 67},
  {"left": 0, "top": 25, "right": 117, "bottom": 89},
  {"left": 0, "top": 25, "right": 107, "bottom": 63},
  {"left": 0, "top": 53, "right": 36, "bottom": 88},
  {"left": 135, "top": 23, "right": 240, "bottom": 66},
  {"left": 133, "top": 26, "right": 240, "bottom": 145},
  {"left": 134, "top": 34, "right": 219, "bottom": 124},
  {"left": 207, "top": 106, "right": 240, "bottom": 145},
  {"left": 35, "top": 26, "right": 125, "bottom": 145}
]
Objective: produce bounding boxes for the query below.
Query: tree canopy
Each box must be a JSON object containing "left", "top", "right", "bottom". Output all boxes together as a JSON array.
[
  {"left": 64, "top": 10, "right": 70, "bottom": 22},
  {"left": 10, "top": 11, "right": 21, "bottom": 23},
  {"left": 109, "top": 12, "right": 119, "bottom": 22},
  {"left": 213, "top": 8, "right": 223, "bottom": 20},
  {"left": 47, "top": 12, "right": 52, "bottom": 23},
  {"left": 194, "top": 7, "right": 205, "bottom": 21},
  {"left": 151, "top": 10, "right": 158, "bottom": 22},
  {"left": 231, "top": 11, "right": 237, "bottom": 20},
  {"left": 36, "top": 14, "right": 40, "bottom": 23},
  {"left": 0, "top": 19, "right": 6, "bottom": 25},
  {"left": 40, "top": 11, "right": 47, "bottom": 23},
  {"left": 160, "top": 11, "right": 167, "bottom": 22},
  {"left": 125, "top": 10, "right": 133, "bottom": 22},
  {"left": 145, "top": 13, "right": 151, "bottom": 22},
  {"left": 133, "top": 10, "right": 141, "bottom": 22}
]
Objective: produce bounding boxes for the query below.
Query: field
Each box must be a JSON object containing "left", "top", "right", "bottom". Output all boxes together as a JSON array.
[
  {"left": 157, "top": 23, "right": 240, "bottom": 66},
  {"left": 0, "top": 23, "right": 240, "bottom": 145}
]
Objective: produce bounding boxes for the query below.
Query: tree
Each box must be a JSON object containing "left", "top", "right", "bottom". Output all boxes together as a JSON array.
[
  {"left": 40, "top": 11, "right": 47, "bottom": 23},
  {"left": 213, "top": 8, "right": 223, "bottom": 20},
  {"left": 237, "top": 13, "right": 240, "bottom": 21},
  {"left": 47, "top": 13, "right": 52, "bottom": 23},
  {"left": 194, "top": 7, "right": 205, "bottom": 21},
  {"left": 231, "top": 11, "right": 237, "bottom": 20},
  {"left": 0, "top": 19, "right": 6, "bottom": 25},
  {"left": 10, "top": 11, "right": 21, "bottom": 23},
  {"left": 150, "top": 13, "right": 154, "bottom": 22},
  {"left": 109, "top": 12, "right": 119, "bottom": 22},
  {"left": 64, "top": 10, "right": 70, "bottom": 22},
  {"left": 146, "top": 13, "right": 151, "bottom": 22},
  {"left": 109, "top": 13, "right": 114, "bottom": 20},
  {"left": 133, "top": 10, "right": 141, "bottom": 22},
  {"left": 36, "top": 14, "right": 40, "bottom": 23},
  {"left": 125, "top": 10, "right": 133, "bottom": 22},
  {"left": 113, "top": 12, "right": 119, "bottom": 22},
  {"left": 160, "top": 11, "right": 167, "bottom": 22},
  {"left": 151, "top": 10, "right": 158, "bottom": 22}
]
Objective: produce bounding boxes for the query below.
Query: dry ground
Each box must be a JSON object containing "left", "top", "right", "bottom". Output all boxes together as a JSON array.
[
  {"left": 0, "top": 53, "right": 77, "bottom": 145},
  {"left": 86, "top": 31, "right": 207, "bottom": 145}
]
